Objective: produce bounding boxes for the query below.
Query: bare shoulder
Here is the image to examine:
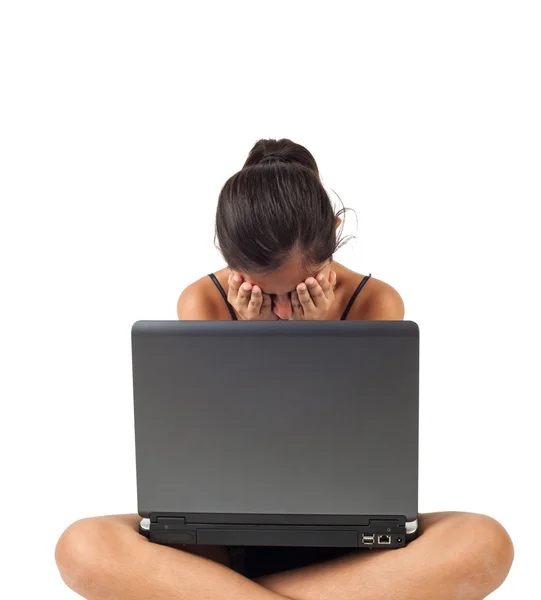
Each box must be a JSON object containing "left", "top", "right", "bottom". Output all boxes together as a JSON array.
[
  {"left": 349, "top": 275, "right": 405, "bottom": 320},
  {"left": 177, "top": 274, "right": 222, "bottom": 320}
]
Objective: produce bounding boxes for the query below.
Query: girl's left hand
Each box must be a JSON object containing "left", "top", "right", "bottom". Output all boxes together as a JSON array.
[{"left": 291, "top": 270, "right": 337, "bottom": 320}]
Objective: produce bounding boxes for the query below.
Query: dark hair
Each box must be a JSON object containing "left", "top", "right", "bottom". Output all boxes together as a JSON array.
[{"left": 214, "top": 138, "right": 354, "bottom": 274}]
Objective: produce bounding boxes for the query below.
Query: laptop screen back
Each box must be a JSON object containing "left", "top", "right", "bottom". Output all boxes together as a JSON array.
[{"left": 132, "top": 320, "right": 418, "bottom": 521}]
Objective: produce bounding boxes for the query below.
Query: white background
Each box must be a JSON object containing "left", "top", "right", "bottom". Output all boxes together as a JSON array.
[{"left": 1, "top": 2, "right": 540, "bottom": 598}]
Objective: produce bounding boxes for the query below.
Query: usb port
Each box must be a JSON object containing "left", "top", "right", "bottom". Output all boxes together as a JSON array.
[
  {"left": 362, "top": 534, "right": 375, "bottom": 545},
  {"left": 378, "top": 535, "right": 391, "bottom": 545}
]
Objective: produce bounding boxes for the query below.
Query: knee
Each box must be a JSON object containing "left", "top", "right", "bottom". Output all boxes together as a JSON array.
[
  {"left": 448, "top": 513, "right": 514, "bottom": 597},
  {"left": 55, "top": 517, "right": 118, "bottom": 594}
]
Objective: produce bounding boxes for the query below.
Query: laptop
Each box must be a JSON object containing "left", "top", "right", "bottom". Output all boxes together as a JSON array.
[{"left": 132, "top": 319, "right": 419, "bottom": 549}]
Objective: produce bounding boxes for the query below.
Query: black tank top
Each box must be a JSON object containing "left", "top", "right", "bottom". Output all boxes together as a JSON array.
[{"left": 207, "top": 273, "right": 372, "bottom": 321}]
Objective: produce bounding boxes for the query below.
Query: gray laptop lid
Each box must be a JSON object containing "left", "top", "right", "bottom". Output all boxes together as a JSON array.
[{"left": 132, "top": 320, "right": 419, "bottom": 522}]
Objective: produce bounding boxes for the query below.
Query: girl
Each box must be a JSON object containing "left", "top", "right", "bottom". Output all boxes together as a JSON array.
[{"left": 55, "top": 139, "right": 513, "bottom": 600}]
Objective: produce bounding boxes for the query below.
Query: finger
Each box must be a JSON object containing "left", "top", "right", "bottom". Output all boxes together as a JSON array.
[
  {"left": 260, "top": 293, "right": 279, "bottom": 320},
  {"left": 227, "top": 273, "right": 243, "bottom": 301},
  {"left": 305, "top": 277, "right": 326, "bottom": 308},
  {"left": 237, "top": 282, "right": 253, "bottom": 306},
  {"left": 297, "top": 281, "right": 316, "bottom": 312},
  {"left": 248, "top": 285, "right": 263, "bottom": 314},
  {"left": 316, "top": 272, "right": 333, "bottom": 300},
  {"left": 291, "top": 291, "right": 303, "bottom": 319},
  {"left": 261, "top": 292, "right": 273, "bottom": 313}
]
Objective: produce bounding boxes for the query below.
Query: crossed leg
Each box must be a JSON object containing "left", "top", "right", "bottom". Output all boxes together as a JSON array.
[{"left": 55, "top": 511, "right": 513, "bottom": 600}]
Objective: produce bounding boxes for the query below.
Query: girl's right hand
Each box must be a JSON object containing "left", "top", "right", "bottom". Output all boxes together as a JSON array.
[{"left": 227, "top": 273, "right": 279, "bottom": 320}]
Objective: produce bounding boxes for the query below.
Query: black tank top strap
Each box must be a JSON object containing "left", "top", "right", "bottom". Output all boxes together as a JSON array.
[
  {"left": 208, "top": 273, "right": 238, "bottom": 320},
  {"left": 340, "top": 274, "right": 372, "bottom": 321}
]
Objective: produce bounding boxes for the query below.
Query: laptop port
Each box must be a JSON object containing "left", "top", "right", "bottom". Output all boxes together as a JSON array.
[
  {"left": 362, "top": 534, "right": 375, "bottom": 545},
  {"left": 378, "top": 535, "right": 391, "bottom": 544}
]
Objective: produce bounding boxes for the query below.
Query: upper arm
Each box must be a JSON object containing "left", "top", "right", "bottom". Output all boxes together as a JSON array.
[
  {"left": 177, "top": 283, "right": 218, "bottom": 320},
  {"left": 360, "top": 281, "right": 405, "bottom": 320}
]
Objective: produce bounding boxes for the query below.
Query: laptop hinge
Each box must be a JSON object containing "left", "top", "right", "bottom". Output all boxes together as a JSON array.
[
  {"left": 155, "top": 516, "right": 186, "bottom": 530},
  {"left": 369, "top": 519, "right": 402, "bottom": 531}
]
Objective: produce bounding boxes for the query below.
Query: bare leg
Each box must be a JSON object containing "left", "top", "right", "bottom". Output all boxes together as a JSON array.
[
  {"left": 256, "top": 512, "right": 514, "bottom": 600},
  {"left": 55, "top": 514, "right": 286, "bottom": 600},
  {"left": 55, "top": 511, "right": 513, "bottom": 600}
]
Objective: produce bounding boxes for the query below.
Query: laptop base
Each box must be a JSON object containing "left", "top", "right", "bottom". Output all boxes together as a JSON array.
[{"left": 139, "top": 514, "right": 419, "bottom": 549}]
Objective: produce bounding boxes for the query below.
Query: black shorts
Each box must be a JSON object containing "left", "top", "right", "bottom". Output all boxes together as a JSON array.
[{"left": 228, "top": 545, "right": 356, "bottom": 579}]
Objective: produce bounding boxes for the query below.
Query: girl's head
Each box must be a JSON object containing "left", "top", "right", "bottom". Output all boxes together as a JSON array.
[{"left": 214, "top": 138, "right": 352, "bottom": 318}]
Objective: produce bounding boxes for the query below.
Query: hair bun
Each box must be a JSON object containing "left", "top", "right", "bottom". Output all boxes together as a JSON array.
[
  {"left": 259, "top": 152, "right": 287, "bottom": 164},
  {"left": 242, "top": 138, "right": 319, "bottom": 175}
]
